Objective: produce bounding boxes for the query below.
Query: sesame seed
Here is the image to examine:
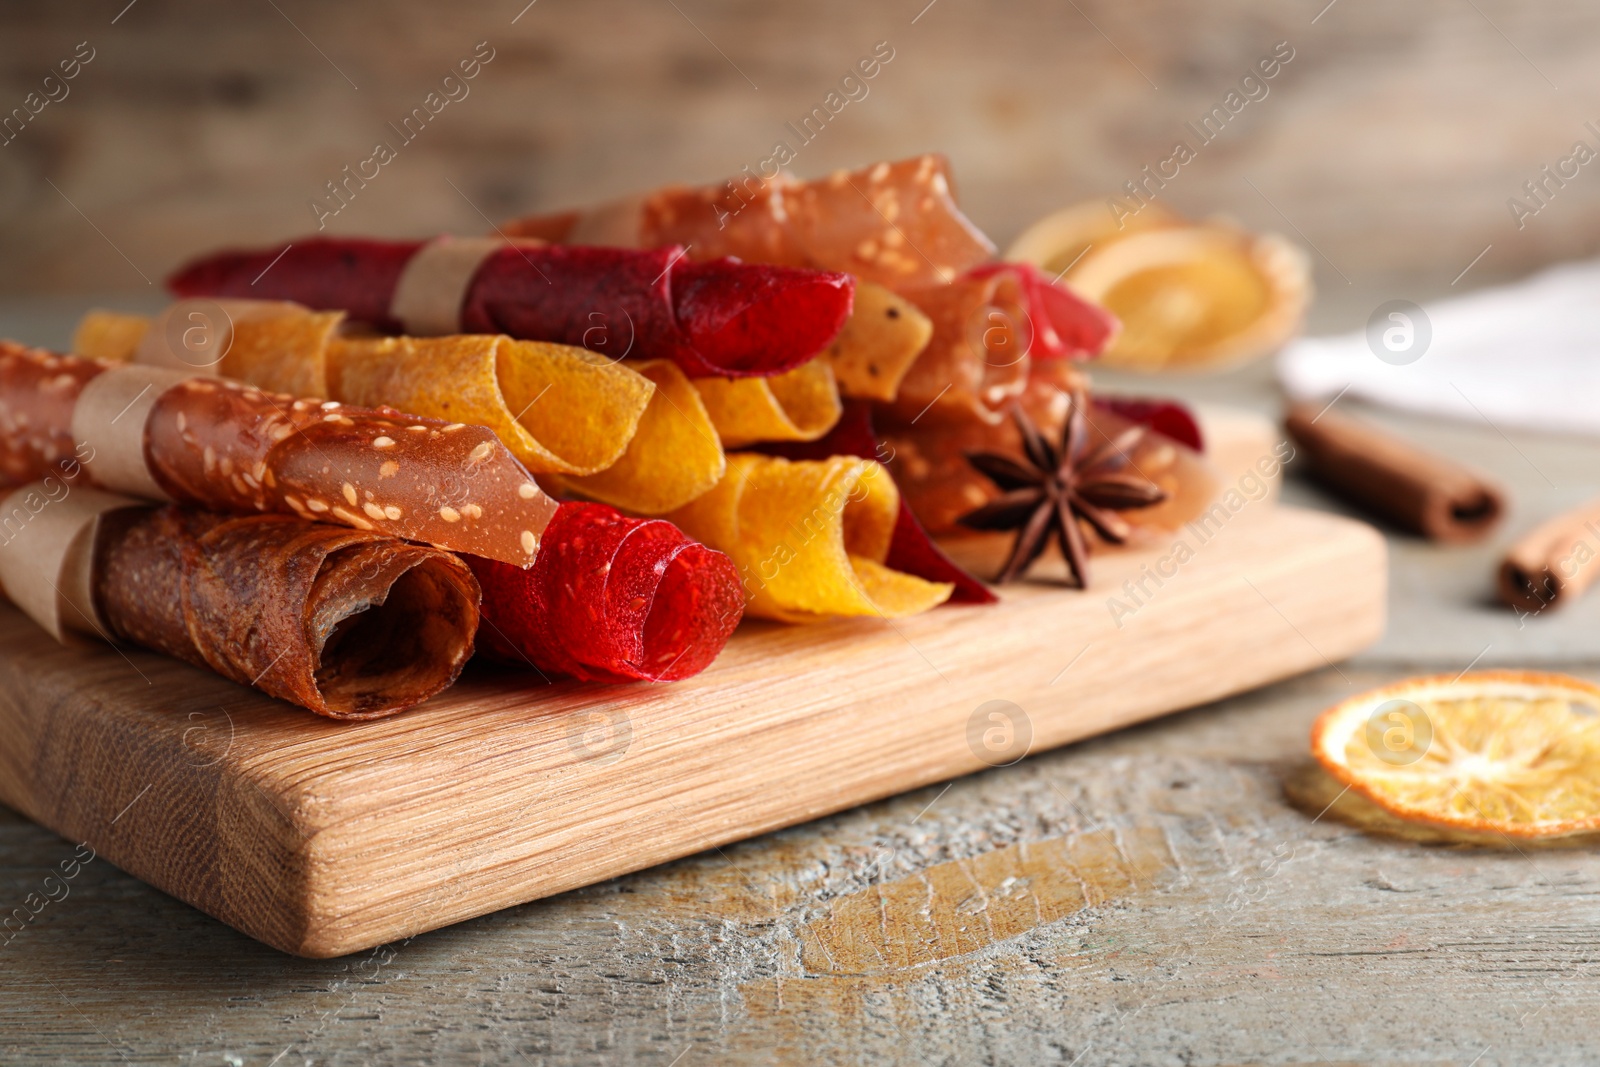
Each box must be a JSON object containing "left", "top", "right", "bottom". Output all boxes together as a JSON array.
[
  {"left": 373, "top": 436, "right": 395, "bottom": 448},
  {"left": 439, "top": 506, "right": 461, "bottom": 522},
  {"left": 383, "top": 505, "right": 401, "bottom": 521},
  {"left": 306, "top": 498, "right": 330, "bottom": 513},
  {"left": 176, "top": 412, "right": 187, "bottom": 432},
  {"left": 342, "top": 482, "right": 358, "bottom": 506},
  {"left": 467, "top": 442, "right": 492, "bottom": 462},
  {"left": 520, "top": 530, "right": 536, "bottom": 554},
  {"left": 362, "top": 502, "right": 387, "bottom": 521},
  {"left": 464, "top": 503, "right": 483, "bottom": 519},
  {"left": 331, "top": 506, "right": 374, "bottom": 530},
  {"left": 518, "top": 482, "right": 539, "bottom": 500},
  {"left": 320, "top": 401, "right": 341, "bottom": 410},
  {"left": 407, "top": 425, "right": 428, "bottom": 432},
  {"left": 443, "top": 423, "right": 465, "bottom": 432},
  {"left": 271, "top": 423, "right": 295, "bottom": 442},
  {"left": 379, "top": 460, "right": 399, "bottom": 478}
]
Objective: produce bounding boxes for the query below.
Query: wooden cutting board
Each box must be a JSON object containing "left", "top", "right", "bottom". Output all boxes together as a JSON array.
[{"left": 0, "top": 413, "right": 1387, "bottom": 957}]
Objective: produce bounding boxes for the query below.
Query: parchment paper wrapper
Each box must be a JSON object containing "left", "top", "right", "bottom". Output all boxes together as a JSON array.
[
  {"left": 0, "top": 480, "right": 146, "bottom": 641},
  {"left": 389, "top": 236, "right": 511, "bottom": 336}
]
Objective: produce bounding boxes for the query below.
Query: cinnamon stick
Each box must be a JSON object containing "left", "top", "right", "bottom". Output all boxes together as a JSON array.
[
  {"left": 1284, "top": 402, "right": 1504, "bottom": 543},
  {"left": 1497, "top": 498, "right": 1600, "bottom": 613}
]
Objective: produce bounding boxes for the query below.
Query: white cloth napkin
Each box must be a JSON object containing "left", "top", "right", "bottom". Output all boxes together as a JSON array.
[{"left": 1277, "top": 257, "right": 1600, "bottom": 436}]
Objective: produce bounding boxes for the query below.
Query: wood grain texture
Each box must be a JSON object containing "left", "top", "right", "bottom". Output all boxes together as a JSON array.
[{"left": 0, "top": 415, "right": 1383, "bottom": 958}]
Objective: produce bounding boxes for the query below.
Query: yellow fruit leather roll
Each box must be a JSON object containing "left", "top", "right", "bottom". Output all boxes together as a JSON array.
[
  {"left": 556, "top": 359, "right": 726, "bottom": 515},
  {"left": 666, "top": 452, "right": 953, "bottom": 622},
  {"left": 691, "top": 360, "right": 842, "bottom": 449},
  {"left": 328, "top": 333, "right": 651, "bottom": 475},
  {"left": 814, "top": 282, "right": 932, "bottom": 402},
  {"left": 75, "top": 302, "right": 656, "bottom": 477}
]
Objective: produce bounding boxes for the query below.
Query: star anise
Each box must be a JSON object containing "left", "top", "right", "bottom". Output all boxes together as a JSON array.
[{"left": 956, "top": 392, "right": 1168, "bottom": 588}]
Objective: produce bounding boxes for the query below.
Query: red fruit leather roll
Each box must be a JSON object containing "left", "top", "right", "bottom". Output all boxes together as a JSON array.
[
  {"left": 166, "top": 237, "right": 856, "bottom": 379},
  {"left": 1093, "top": 395, "right": 1204, "bottom": 453},
  {"left": 755, "top": 401, "right": 996, "bottom": 605},
  {"left": 965, "top": 262, "right": 1119, "bottom": 360},
  {"left": 0, "top": 341, "right": 557, "bottom": 567},
  {"left": 469, "top": 502, "right": 744, "bottom": 683},
  {"left": 95, "top": 506, "right": 480, "bottom": 718}
]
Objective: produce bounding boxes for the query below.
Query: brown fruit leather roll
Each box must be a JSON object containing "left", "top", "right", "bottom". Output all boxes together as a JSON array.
[
  {"left": 95, "top": 507, "right": 480, "bottom": 718},
  {"left": 1284, "top": 402, "right": 1504, "bottom": 543},
  {"left": 0, "top": 343, "right": 100, "bottom": 484}
]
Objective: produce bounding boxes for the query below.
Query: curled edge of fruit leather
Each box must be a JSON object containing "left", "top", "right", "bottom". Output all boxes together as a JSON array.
[
  {"left": 95, "top": 507, "right": 480, "bottom": 719},
  {"left": 470, "top": 501, "right": 745, "bottom": 683}
]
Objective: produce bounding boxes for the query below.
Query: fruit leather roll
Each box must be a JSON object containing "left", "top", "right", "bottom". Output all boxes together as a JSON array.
[
  {"left": 166, "top": 236, "right": 855, "bottom": 379},
  {"left": 469, "top": 501, "right": 744, "bottom": 683},
  {"left": 882, "top": 365, "right": 1219, "bottom": 539},
  {"left": 0, "top": 481, "right": 478, "bottom": 718},
  {"left": 0, "top": 341, "right": 557, "bottom": 566},
  {"left": 76, "top": 303, "right": 723, "bottom": 516},
  {"left": 76, "top": 301, "right": 658, "bottom": 477},
  {"left": 665, "top": 453, "right": 954, "bottom": 623},
  {"left": 882, "top": 264, "right": 1119, "bottom": 429},
  {"left": 504, "top": 154, "right": 997, "bottom": 291}
]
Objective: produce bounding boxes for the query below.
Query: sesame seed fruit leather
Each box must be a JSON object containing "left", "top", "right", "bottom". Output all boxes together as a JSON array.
[
  {"left": 0, "top": 342, "right": 101, "bottom": 484},
  {"left": 505, "top": 154, "right": 997, "bottom": 292},
  {"left": 166, "top": 237, "right": 856, "bottom": 379},
  {"left": 882, "top": 363, "right": 1218, "bottom": 540},
  {"left": 468, "top": 502, "right": 744, "bottom": 683},
  {"left": 0, "top": 343, "right": 558, "bottom": 567},
  {"left": 95, "top": 506, "right": 480, "bottom": 718}
]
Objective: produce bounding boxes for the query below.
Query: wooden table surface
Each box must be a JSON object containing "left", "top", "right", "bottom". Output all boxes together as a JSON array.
[{"left": 2, "top": 301, "right": 1598, "bottom": 1065}]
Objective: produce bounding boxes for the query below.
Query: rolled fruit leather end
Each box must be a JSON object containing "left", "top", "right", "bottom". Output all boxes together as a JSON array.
[{"left": 93, "top": 508, "right": 482, "bottom": 719}]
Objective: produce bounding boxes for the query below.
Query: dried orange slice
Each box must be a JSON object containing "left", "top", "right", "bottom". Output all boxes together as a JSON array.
[
  {"left": 1007, "top": 204, "right": 1310, "bottom": 373},
  {"left": 1311, "top": 671, "right": 1600, "bottom": 839}
]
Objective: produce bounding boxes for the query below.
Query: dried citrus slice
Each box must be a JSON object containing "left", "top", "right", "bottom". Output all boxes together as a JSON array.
[
  {"left": 1004, "top": 199, "right": 1184, "bottom": 279},
  {"left": 1007, "top": 205, "right": 1310, "bottom": 373},
  {"left": 1311, "top": 671, "right": 1600, "bottom": 839}
]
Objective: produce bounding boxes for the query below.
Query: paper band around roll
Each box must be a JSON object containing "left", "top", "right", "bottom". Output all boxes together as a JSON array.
[
  {"left": 390, "top": 237, "right": 510, "bottom": 336},
  {"left": 134, "top": 298, "right": 238, "bottom": 373},
  {"left": 71, "top": 364, "right": 193, "bottom": 501},
  {"left": 0, "top": 482, "right": 147, "bottom": 642}
]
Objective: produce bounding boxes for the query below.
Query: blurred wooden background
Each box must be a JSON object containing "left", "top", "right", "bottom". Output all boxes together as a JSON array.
[{"left": 3, "top": 0, "right": 1600, "bottom": 328}]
